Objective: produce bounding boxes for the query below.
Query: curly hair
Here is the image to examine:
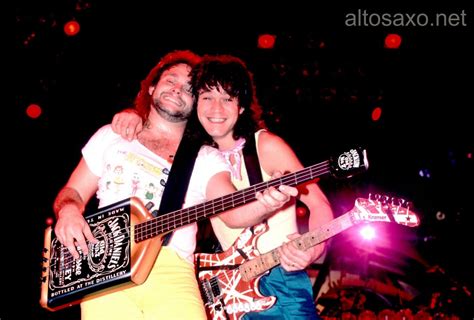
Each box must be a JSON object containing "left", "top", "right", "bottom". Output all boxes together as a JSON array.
[
  {"left": 134, "top": 50, "right": 201, "bottom": 121},
  {"left": 189, "top": 54, "right": 266, "bottom": 147}
]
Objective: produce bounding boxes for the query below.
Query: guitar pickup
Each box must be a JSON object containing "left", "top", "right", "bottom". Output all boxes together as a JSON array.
[
  {"left": 200, "top": 278, "right": 216, "bottom": 304},
  {"left": 200, "top": 276, "right": 222, "bottom": 305},
  {"left": 210, "top": 277, "right": 221, "bottom": 299}
]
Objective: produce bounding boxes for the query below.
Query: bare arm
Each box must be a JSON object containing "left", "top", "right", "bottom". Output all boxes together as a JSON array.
[
  {"left": 278, "top": 181, "right": 333, "bottom": 271},
  {"left": 111, "top": 108, "right": 143, "bottom": 141},
  {"left": 53, "top": 158, "right": 99, "bottom": 259},
  {"left": 257, "top": 131, "right": 334, "bottom": 271},
  {"left": 206, "top": 171, "right": 298, "bottom": 228}
]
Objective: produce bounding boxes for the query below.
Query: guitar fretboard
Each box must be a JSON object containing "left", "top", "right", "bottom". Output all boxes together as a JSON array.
[
  {"left": 239, "top": 209, "right": 357, "bottom": 281},
  {"left": 134, "top": 160, "right": 331, "bottom": 242}
]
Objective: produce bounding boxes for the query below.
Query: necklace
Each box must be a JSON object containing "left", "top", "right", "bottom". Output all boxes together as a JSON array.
[{"left": 221, "top": 138, "right": 246, "bottom": 180}]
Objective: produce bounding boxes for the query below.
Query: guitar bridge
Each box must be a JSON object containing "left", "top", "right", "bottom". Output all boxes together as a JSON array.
[{"left": 200, "top": 276, "right": 221, "bottom": 305}]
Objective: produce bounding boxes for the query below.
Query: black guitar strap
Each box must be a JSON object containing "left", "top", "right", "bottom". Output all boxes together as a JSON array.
[
  {"left": 242, "top": 132, "right": 265, "bottom": 240},
  {"left": 196, "top": 132, "right": 263, "bottom": 254},
  {"left": 243, "top": 132, "right": 263, "bottom": 185},
  {"left": 158, "top": 135, "right": 201, "bottom": 245}
]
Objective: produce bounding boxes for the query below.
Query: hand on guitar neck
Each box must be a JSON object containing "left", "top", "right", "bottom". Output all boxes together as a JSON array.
[
  {"left": 196, "top": 194, "right": 420, "bottom": 320},
  {"left": 277, "top": 232, "right": 327, "bottom": 272},
  {"left": 40, "top": 147, "right": 370, "bottom": 311}
]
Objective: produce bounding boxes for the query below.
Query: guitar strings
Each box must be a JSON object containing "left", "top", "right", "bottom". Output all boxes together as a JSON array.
[
  {"left": 136, "top": 162, "right": 332, "bottom": 235},
  {"left": 198, "top": 203, "right": 416, "bottom": 286},
  {"left": 52, "top": 196, "right": 414, "bottom": 270},
  {"left": 198, "top": 214, "right": 354, "bottom": 284},
  {"left": 49, "top": 161, "right": 331, "bottom": 269}
]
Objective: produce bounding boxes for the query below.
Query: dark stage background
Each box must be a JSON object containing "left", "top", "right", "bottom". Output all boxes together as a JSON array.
[{"left": 14, "top": 3, "right": 473, "bottom": 319}]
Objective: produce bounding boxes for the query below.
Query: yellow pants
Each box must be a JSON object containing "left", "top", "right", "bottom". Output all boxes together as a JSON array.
[{"left": 81, "top": 247, "right": 206, "bottom": 320}]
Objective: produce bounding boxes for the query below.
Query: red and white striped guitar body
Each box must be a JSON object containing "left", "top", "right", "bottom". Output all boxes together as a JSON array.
[
  {"left": 40, "top": 147, "right": 369, "bottom": 312},
  {"left": 195, "top": 195, "right": 420, "bottom": 320},
  {"left": 196, "top": 223, "right": 274, "bottom": 320}
]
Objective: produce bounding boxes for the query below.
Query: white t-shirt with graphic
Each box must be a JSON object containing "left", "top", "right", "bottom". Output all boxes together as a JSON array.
[{"left": 82, "top": 124, "right": 230, "bottom": 262}]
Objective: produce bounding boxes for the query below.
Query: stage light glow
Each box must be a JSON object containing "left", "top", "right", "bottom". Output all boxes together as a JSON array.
[
  {"left": 258, "top": 34, "right": 276, "bottom": 49},
  {"left": 45, "top": 217, "right": 54, "bottom": 226},
  {"left": 296, "top": 206, "right": 308, "bottom": 217},
  {"left": 371, "top": 107, "right": 382, "bottom": 121},
  {"left": 26, "top": 103, "right": 42, "bottom": 119},
  {"left": 360, "top": 225, "right": 375, "bottom": 240},
  {"left": 64, "top": 20, "right": 80, "bottom": 36},
  {"left": 384, "top": 33, "right": 402, "bottom": 49},
  {"left": 419, "top": 168, "right": 431, "bottom": 178}
]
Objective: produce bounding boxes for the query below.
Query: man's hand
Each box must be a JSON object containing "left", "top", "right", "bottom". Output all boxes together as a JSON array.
[
  {"left": 111, "top": 108, "right": 143, "bottom": 141},
  {"left": 278, "top": 233, "right": 327, "bottom": 272},
  {"left": 255, "top": 185, "right": 297, "bottom": 212},
  {"left": 255, "top": 171, "right": 298, "bottom": 213},
  {"left": 54, "top": 205, "right": 97, "bottom": 259}
]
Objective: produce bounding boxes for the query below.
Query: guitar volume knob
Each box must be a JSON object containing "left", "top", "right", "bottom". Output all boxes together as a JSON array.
[{"left": 145, "top": 201, "right": 155, "bottom": 210}]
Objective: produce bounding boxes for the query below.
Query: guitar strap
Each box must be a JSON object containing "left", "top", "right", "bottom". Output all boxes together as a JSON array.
[
  {"left": 196, "top": 132, "right": 263, "bottom": 253},
  {"left": 243, "top": 132, "right": 263, "bottom": 185},
  {"left": 242, "top": 132, "right": 265, "bottom": 241},
  {"left": 158, "top": 134, "right": 201, "bottom": 245}
]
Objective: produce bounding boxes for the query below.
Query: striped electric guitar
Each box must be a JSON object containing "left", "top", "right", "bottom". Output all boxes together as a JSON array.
[
  {"left": 196, "top": 195, "right": 420, "bottom": 320},
  {"left": 40, "top": 147, "right": 368, "bottom": 311}
]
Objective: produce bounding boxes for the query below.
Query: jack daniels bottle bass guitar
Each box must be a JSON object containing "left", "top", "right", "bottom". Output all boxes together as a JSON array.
[
  {"left": 195, "top": 195, "right": 420, "bottom": 320},
  {"left": 40, "top": 147, "right": 368, "bottom": 311}
]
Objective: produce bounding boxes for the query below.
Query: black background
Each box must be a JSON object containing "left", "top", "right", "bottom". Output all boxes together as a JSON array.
[{"left": 14, "top": 3, "right": 473, "bottom": 319}]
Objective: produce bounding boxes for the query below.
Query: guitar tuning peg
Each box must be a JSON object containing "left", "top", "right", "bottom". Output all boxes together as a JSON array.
[
  {"left": 368, "top": 193, "right": 373, "bottom": 201},
  {"left": 382, "top": 195, "right": 390, "bottom": 204},
  {"left": 398, "top": 198, "right": 406, "bottom": 206},
  {"left": 390, "top": 197, "right": 398, "bottom": 206}
]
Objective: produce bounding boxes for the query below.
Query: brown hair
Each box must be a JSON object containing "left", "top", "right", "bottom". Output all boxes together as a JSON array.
[{"left": 134, "top": 50, "right": 201, "bottom": 120}]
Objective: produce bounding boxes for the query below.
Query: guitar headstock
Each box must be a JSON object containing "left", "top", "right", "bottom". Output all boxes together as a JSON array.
[
  {"left": 352, "top": 194, "right": 420, "bottom": 227},
  {"left": 329, "top": 147, "right": 369, "bottom": 179}
]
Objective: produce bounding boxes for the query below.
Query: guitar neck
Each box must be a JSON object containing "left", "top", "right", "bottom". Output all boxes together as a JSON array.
[
  {"left": 239, "top": 209, "right": 358, "bottom": 282},
  {"left": 134, "top": 160, "right": 331, "bottom": 243}
]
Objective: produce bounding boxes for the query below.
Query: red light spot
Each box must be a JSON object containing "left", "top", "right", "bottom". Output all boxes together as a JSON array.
[
  {"left": 258, "top": 34, "right": 276, "bottom": 49},
  {"left": 371, "top": 107, "right": 382, "bottom": 121},
  {"left": 26, "top": 104, "right": 42, "bottom": 119},
  {"left": 384, "top": 33, "right": 402, "bottom": 49},
  {"left": 64, "top": 21, "right": 80, "bottom": 36},
  {"left": 296, "top": 206, "right": 307, "bottom": 217},
  {"left": 467, "top": 152, "right": 472, "bottom": 159},
  {"left": 45, "top": 217, "right": 54, "bottom": 226}
]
